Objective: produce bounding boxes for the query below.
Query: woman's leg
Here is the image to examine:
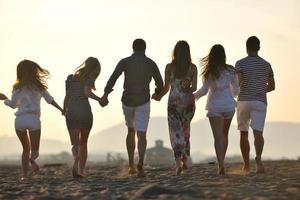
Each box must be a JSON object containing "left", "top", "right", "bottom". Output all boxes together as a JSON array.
[
  {"left": 209, "top": 117, "right": 224, "bottom": 174},
  {"left": 222, "top": 117, "right": 233, "bottom": 160},
  {"left": 29, "top": 129, "right": 41, "bottom": 172},
  {"left": 182, "top": 122, "right": 191, "bottom": 170},
  {"left": 68, "top": 129, "right": 80, "bottom": 177},
  {"left": 16, "top": 130, "right": 31, "bottom": 179},
  {"left": 78, "top": 128, "right": 90, "bottom": 175}
]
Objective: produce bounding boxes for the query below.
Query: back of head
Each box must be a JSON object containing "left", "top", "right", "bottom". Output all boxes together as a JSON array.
[
  {"left": 74, "top": 57, "right": 101, "bottom": 89},
  {"left": 246, "top": 36, "right": 260, "bottom": 52},
  {"left": 13, "top": 59, "right": 49, "bottom": 91},
  {"left": 132, "top": 38, "right": 146, "bottom": 52},
  {"left": 201, "top": 44, "right": 227, "bottom": 80},
  {"left": 171, "top": 40, "right": 192, "bottom": 78}
]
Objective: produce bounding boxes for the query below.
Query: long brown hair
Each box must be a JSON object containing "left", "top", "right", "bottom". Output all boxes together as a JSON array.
[
  {"left": 13, "top": 59, "right": 50, "bottom": 91},
  {"left": 171, "top": 40, "right": 192, "bottom": 78},
  {"left": 74, "top": 57, "right": 101, "bottom": 90},
  {"left": 201, "top": 44, "right": 228, "bottom": 80}
]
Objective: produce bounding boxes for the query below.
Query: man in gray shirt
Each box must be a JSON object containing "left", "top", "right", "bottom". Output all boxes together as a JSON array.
[{"left": 102, "top": 39, "right": 163, "bottom": 176}]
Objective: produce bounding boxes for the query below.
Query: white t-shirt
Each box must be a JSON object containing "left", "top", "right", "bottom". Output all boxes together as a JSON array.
[
  {"left": 194, "top": 68, "right": 240, "bottom": 113},
  {"left": 4, "top": 86, "right": 54, "bottom": 117}
]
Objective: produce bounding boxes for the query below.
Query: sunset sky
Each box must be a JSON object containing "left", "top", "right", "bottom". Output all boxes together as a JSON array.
[{"left": 0, "top": 0, "right": 299, "bottom": 142}]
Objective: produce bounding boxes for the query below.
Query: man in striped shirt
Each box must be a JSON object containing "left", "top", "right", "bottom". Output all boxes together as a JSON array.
[{"left": 235, "top": 36, "right": 275, "bottom": 174}]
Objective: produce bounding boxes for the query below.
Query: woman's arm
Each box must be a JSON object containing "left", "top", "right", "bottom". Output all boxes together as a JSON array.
[
  {"left": 230, "top": 73, "right": 240, "bottom": 97},
  {"left": 193, "top": 78, "right": 209, "bottom": 100},
  {"left": 50, "top": 100, "right": 64, "bottom": 113},
  {"left": 3, "top": 91, "right": 18, "bottom": 109},
  {"left": 152, "top": 64, "right": 172, "bottom": 101},
  {"left": 84, "top": 86, "right": 102, "bottom": 101},
  {"left": 190, "top": 65, "right": 198, "bottom": 92},
  {"left": 62, "top": 95, "right": 69, "bottom": 115}
]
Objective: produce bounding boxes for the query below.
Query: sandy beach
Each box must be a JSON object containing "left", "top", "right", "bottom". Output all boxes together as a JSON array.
[{"left": 0, "top": 160, "right": 299, "bottom": 200}]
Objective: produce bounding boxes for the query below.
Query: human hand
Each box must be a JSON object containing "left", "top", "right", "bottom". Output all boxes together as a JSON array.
[
  {"left": 99, "top": 96, "right": 109, "bottom": 107},
  {"left": 151, "top": 93, "right": 161, "bottom": 101},
  {"left": 0, "top": 93, "right": 8, "bottom": 100},
  {"left": 61, "top": 108, "right": 67, "bottom": 116},
  {"left": 193, "top": 93, "right": 200, "bottom": 101}
]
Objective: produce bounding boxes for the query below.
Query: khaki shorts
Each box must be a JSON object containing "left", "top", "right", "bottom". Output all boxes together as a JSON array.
[
  {"left": 122, "top": 102, "right": 150, "bottom": 132},
  {"left": 237, "top": 101, "right": 267, "bottom": 132}
]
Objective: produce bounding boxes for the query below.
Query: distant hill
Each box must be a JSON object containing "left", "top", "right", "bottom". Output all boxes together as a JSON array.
[
  {"left": 0, "top": 136, "right": 69, "bottom": 157},
  {"left": 1, "top": 118, "right": 299, "bottom": 161},
  {"left": 89, "top": 117, "right": 300, "bottom": 160}
]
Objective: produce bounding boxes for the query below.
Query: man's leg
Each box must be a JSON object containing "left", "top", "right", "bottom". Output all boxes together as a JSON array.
[
  {"left": 137, "top": 131, "right": 147, "bottom": 175},
  {"left": 240, "top": 131, "right": 250, "bottom": 173},
  {"left": 126, "top": 127, "right": 136, "bottom": 174},
  {"left": 253, "top": 130, "right": 265, "bottom": 173}
]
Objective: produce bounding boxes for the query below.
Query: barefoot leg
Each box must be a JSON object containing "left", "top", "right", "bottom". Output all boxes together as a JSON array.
[
  {"left": 69, "top": 129, "right": 80, "bottom": 177},
  {"left": 254, "top": 130, "right": 265, "bottom": 173},
  {"left": 78, "top": 128, "right": 90, "bottom": 176},
  {"left": 126, "top": 128, "right": 136, "bottom": 174},
  {"left": 137, "top": 131, "right": 147, "bottom": 177},
  {"left": 209, "top": 117, "right": 225, "bottom": 174},
  {"left": 16, "top": 129, "right": 30, "bottom": 179},
  {"left": 29, "top": 129, "right": 41, "bottom": 173},
  {"left": 240, "top": 131, "right": 250, "bottom": 174}
]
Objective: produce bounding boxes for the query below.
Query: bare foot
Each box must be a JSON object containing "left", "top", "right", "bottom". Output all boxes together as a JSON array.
[
  {"left": 255, "top": 157, "right": 265, "bottom": 174},
  {"left": 176, "top": 166, "right": 182, "bottom": 176},
  {"left": 182, "top": 163, "right": 188, "bottom": 171},
  {"left": 30, "top": 160, "right": 40, "bottom": 173},
  {"left": 137, "top": 164, "right": 145, "bottom": 177},
  {"left": 20, "top": 175, "right": 28, "bottom": 181},
  {"left": 218, "top": 166, "right": 225, "bottom": 175},
  {"left": 73, "top": 172, "right": 85, "bottom": 179},
  {"left": 128, "top": 167, "right": 137, "bottom": 175},
  {"left": 242, "top": 165, "right": 250, "bottom": 175}
]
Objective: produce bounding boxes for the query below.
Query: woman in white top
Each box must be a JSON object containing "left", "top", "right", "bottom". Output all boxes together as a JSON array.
[
  {"left": 0, "top": 60, "right": 63, "bottom": 180},
  {"left": 194, "top": 44, "right": 239, "bottom": 175}
]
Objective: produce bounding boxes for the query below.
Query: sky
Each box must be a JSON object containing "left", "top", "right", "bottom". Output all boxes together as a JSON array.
[{"left": 0, "top": 0, "right": 300, "bottom": 142}]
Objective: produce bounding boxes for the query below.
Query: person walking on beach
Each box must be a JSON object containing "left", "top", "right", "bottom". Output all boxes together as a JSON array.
[
  {"left": 194, "top": 44, "right": 239, "bottom": 175},
  {"left": 101, "top": 39, "right": 164, "bottom": 176},
  {"left": 235, "top": 36, "right": 275, "bottom": 174},
  {"left": 63, "top": 57, "right": 107, "bottom": 178},
  {"left": 152, "top": 41, "right": 197, "bottom": 175},
  {"left": 0, "top": 60, "right": 63, "bottom": 180}
]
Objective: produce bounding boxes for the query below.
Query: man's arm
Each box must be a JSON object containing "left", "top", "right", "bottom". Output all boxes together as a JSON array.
[
  {"left": 152, "top": 63, "right": 164, "bottom": 95},
  {"left": 266, "top": 66, "right": 275, "bottom": 93},
  {"left": 267, "top": 75, "right": 275, "bottom": 92},
  {"left": 103, "top": 59, "right": 125, "bottom": 97}
]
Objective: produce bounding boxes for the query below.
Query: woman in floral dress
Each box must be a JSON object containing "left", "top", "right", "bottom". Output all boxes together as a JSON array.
[{"left": 152, "top": 40, "right": 197, "bottom": 175}]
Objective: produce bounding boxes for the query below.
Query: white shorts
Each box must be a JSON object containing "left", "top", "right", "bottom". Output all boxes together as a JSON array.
[
  {"left": 237, "top": 101, "right": 267, "bottom": 132},
  {"left": 122, "top": 102, "right": 150, "bottom": 132},
  {"left": 15, "top": 114, "right": 41, "bottom": 132}
]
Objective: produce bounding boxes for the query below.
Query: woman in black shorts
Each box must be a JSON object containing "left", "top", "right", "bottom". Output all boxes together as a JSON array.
[{"left": 63, "top": 57, "right": 107, "bottom": 178}]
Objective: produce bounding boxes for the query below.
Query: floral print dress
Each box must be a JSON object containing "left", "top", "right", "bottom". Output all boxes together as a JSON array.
[{"left": 168, "top": 69, "right": 196, "bottom": 161}]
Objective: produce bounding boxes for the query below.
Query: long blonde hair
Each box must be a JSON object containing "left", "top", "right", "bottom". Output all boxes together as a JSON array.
[
  {"left": 74, "top": 57, "right": 101, "bottom": 90},
  {"left": 13, "top": 59, "right": 50, "bottom": 91}
]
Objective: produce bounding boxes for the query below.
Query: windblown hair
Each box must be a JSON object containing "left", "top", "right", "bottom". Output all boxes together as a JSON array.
[
  {"left": 201, "top": 44, "right": 229, "bottom": 81},
  {"left": 74, "top": 57, "right": 101, "bottom": 90},
  {"left": 171, "top": 40, "right": 192, "bottom": 78},
  {"left": 13, "top": 59, "right": 50, "bottom": 91}
]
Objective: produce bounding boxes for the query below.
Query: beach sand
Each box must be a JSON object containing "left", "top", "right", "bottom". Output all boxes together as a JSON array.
[{"left": 0, "top": 160, "right": 299, "bottom": 199}]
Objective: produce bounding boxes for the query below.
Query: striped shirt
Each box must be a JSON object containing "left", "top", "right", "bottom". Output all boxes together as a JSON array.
[{"left": 235, "top": 56, "right": 274, "bottom": 104}]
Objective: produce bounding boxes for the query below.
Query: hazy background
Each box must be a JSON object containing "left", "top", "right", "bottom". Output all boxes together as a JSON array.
[{"left": 0, "top": 0, "right": 299, "bottom": 159}]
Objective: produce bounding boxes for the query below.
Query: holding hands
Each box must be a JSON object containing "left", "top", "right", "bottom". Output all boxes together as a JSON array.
[
  {"left": 0, "top": 93, "right": 8, "bottom": 100},
  {"left": 151, "top": 93, "right": 161, "bottom": 101},
  {"left": 99, "top": 94, "right": 109, "bottom": 107}
]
